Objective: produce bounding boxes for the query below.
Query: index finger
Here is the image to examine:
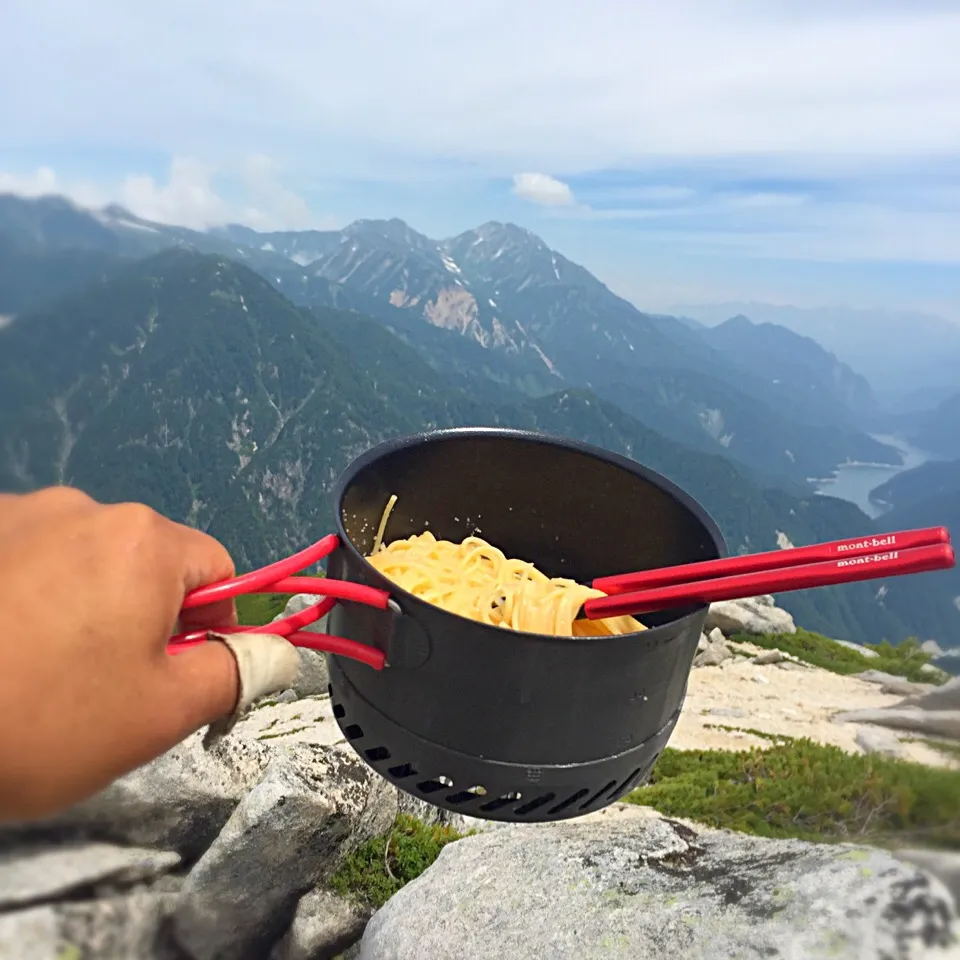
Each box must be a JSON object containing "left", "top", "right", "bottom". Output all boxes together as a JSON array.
[{"left": 163, "top": 520, "right": 239, "bottom": 633}]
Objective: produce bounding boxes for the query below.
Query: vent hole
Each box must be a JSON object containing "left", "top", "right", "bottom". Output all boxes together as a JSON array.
[
  {"left": 467, "top": 785, "right": 487, "bottom": 796},
  {"left": 612, "top": 767, "right": 643, "bottom": 797},
  {"left": 548, "top": 789, "right": 590, "bottom": 815},
  {"left": 388, "top": 763, "right": 417, "bottom": 779},
  {"left": 364, "top": 746, "right": 391, "bottom": 762},
  {"left": 332, "top": 703, "right": 345, "bottom": 720},
  {"left": 579, "top": 780, "right": 617, "bottom": 811},
  {"left": 480, "top": 791, "right": 522, "bottom": 813},
  {"left": 327, "top": 683, "right": 333, "bottom": 696},
  {"left": 514, "top": 793, "right": 556, "bottom": 816},
  {"left": 343, "top": 724, "right": 364, "bottom": 740},
  {"left": 416, "top": 780, "right": 448, "bottom": 795},
  {"left": 445, "top": 791, "right": 476, "bottom": 805}
]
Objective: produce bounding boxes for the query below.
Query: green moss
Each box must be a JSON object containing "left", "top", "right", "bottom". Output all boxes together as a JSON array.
[
  {"left": 257, "top": 725, "right": 307, "bottom": 740},
  {"left": 234, "top": 572, "right": 326, "bottom": 627},
  {"left": 628, "top": 739, "right": 960, "bottom": 849},
  {"left": 330, "top": 814, "right": 468, "bottom": 907},
  {"left": 732, "top": 629, "right": 942, "bottom": 684}
]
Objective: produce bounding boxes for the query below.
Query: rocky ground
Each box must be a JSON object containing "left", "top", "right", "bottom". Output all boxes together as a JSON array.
[
  {"left": 678, "top": 635, "right": 956, "bottom": 767},
  {"left": 1, "top": 594, "right": 959, "bottom": 959}
]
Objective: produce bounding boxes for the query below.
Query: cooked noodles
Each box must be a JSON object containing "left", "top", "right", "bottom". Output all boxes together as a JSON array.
[{"left": 366, "top": 496, "right": 645, "bottom": 637}]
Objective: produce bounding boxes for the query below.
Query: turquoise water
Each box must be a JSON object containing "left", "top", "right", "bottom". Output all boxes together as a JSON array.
[{"left": 813, "top": 434, "right": 930, "bottom": 519}]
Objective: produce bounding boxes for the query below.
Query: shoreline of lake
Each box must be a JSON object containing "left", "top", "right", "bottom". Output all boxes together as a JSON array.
[{"left": 813, "top": 434, "right": 932, "bottom": 519}]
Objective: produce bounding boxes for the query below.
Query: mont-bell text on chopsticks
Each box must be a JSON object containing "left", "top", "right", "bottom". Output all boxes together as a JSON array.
[
  {"left": 835, "top": 535, "right": 896, "bottom": 552},
  {"left": 836, "top": 550, "right": 898, "bottom": 568}
]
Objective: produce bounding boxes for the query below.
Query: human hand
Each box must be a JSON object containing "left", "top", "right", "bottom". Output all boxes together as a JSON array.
[{"left": 0, "top": 487, "right": 295, "bottom": 822}]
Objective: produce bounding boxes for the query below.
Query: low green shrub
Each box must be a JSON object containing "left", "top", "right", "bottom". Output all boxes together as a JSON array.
[
  {"left": 628, "top": 739, "right": 960, "bottom": 849},
  {"left": 734, "top": 629, "right": 942, "bottom": 684},
  {"left": 330, "top": 815, "right": 467, "bottom": 907},
  {"left": 233, "top": 571, "right": 326, "bottom": 626}
]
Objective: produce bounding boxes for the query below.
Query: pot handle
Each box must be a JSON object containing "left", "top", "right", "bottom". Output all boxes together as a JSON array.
[{"left": 169, "top": 535, "right": 393, "bottom": 670}]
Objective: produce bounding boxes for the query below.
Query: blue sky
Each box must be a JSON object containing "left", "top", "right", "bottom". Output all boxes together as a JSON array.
[{"left": 1, "top": 0, "right": 958, "bottom": 320}]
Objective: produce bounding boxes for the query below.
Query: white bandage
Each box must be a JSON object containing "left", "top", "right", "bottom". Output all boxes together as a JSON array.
[{"left": 202, "top": 632, "right": 302, "bottom": 748}]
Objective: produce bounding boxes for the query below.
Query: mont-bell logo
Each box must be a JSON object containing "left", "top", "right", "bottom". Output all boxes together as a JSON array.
[{"left": 836, "top": 535, "right": 896, "bottom": 553}]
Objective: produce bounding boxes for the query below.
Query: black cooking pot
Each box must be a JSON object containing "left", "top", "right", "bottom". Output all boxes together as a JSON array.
[{"left": 326, "top": 428, "right": 726, "bottom": 822}]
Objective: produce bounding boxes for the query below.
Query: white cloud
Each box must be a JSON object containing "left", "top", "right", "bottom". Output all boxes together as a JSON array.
[
  {"left": 118, "top": 158, "right": 230, "bottom": 229},
  {"left": 240, "top": 155, "right": 318, "bottom": 230},
  {"left": 0, "top": 156, "right": 336, "bottom": 231},
  {"left": 512, "top": 172, "right": 575, "bottom": 206},
  {"left": 718, "top": 192, "right": 809, "bottom": 209},
  {"left": 1, "top": 2, "right": 956, "bottom": 176},
  {"left": 0, "top": 167, "right": 105, "bottom": 208}
]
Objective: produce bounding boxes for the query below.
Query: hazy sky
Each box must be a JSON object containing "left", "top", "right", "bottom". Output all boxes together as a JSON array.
[{"left": 1, "top": 1, "right": 958, "bottom": 319}]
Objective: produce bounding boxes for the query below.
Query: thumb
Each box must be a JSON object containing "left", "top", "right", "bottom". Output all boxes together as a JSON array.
[{"left": 162, "top": 633, "right": 301, "bottom": 745}]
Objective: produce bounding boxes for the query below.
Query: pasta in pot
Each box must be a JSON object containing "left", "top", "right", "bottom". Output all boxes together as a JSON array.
[{"left": 366, "top": 496, "right": 645, "bottom": 637}]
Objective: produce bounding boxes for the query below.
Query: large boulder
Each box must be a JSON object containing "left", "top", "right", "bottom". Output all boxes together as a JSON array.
[
  {"left": 270, "top": 889, "right": 373, "bottom": 960},
  {"left": 854, "top": 671, "right": 936, "bottom": 698},
  {"left": 705, "top": 595, "right": 796, "bottom": 636},
  {"left": 172, "top": 747, "right": 392, "bottom": 960},
  {"left": 0, "top": 842, "right": 179, "bottom": 911},
  {"left": 836, "top": 677, "right": 960, "bottom": 742},
  {"left": 360, "top": 813, "right": 958, "bottom": 959},
  {"left": 835, "top": 708, "right": 960, "bottom": 741},
  {"left": 0, "top": 731, "right": 276, "bottom": 858},
  {"left": 0, "top": 695, "right": 412, "bottom": 959}
]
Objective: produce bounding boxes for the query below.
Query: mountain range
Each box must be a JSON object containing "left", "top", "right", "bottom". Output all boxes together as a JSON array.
[
  {"left": 0, "top": 192, "right": 957, "bottom": 646},
  {"left": 674, "top": 301, "right": 960, "bottom": 414},
  {"left": 0, "top": 195, "right": 899, "bottom": 489}
]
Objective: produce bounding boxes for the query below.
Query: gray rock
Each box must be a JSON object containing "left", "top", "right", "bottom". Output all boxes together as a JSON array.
[
  {"left": 0, "top": 906, "right": 62, "bottom": 960},
  {"left": 276, "top": 688, "right": 300, "bottom": 704},
  {"left": 0, "top": 731, "right": 275, "bottom": 858},
  {"left": 707, "top": 627, "right": 725, "bottom": 645},
  {"left": 855, "top": 670, "right": 936, "bottom": 699},
  {"left": 881, "top": 679, "right": 938, "bottom": 698},
  {"left": 856, "top": 669, "right": 906, "bottom": 685},
  {"left": 0, "top": 842, "right": 179, "bottom": 910},
  {"left": 273, "top": 595, "right": 333, "bottom": 698},
  {"left": 752, "top": 649, "right": 787, "bottom": 665},
  {"left": 706, "top": 707, "right": 747, "bottom": 718},
  {"left": 57, "top": 890, "right": 183, "bottom": 960},
  {"left": 855, "top": 726, "right": 905, "bottom": 758},
  {"left": 836, "top": 708, "right": 960, "bottom": 741},
  {"left": 900, "top": 677, "right": 960, "bottom": 712},
  {"left": 233, "top": 696, "right": 344, "bottom": 747},
  {"left": 895, "top": 848, "right": 960, "bottom": 912},
  {"left": 270, "top": 889, "right": 373, "bottom": 960},
  {"left": 360, "top": 816, "right": 959, "bottom": 959},
  {"left": 693, "top": 641, "right": 732, "bottom": 668},
  {"left": 834, "top": 638, "right": 881, "bottom": 659},
  {"left": 705, "top": 595, "right": 796, "bottom": 636},
  {"left": 173, "top": 746, "right": 391, "bottom": 960},
  {"left": 274, "top": 594, "right": 331, "bottom": 635},
  {"left": 293, "top": 649, "right": 331, "bottom": 699},
  {"left": 697, "top": 632, "right": 709, "bottom": 653},
  {"left": 776, "top": 660, "right": 806, "bottom": 671}
]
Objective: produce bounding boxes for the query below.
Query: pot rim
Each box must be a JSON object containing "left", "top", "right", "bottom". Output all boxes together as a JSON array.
[{"left": 332, "top": 426, "right": 727, "bottom": 645}]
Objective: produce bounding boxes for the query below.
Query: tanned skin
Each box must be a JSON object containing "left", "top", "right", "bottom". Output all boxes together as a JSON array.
[{"left": 0, "top": 487, "right": 241, "bottom": 822}]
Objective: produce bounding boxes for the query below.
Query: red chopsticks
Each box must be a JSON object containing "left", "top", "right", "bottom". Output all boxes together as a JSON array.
[
  {"left": 593, "top": 526, "right": 950, "bottom": 594},
  {"left": 583, "top": 529, "right": 954, "bottom": 621}
]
